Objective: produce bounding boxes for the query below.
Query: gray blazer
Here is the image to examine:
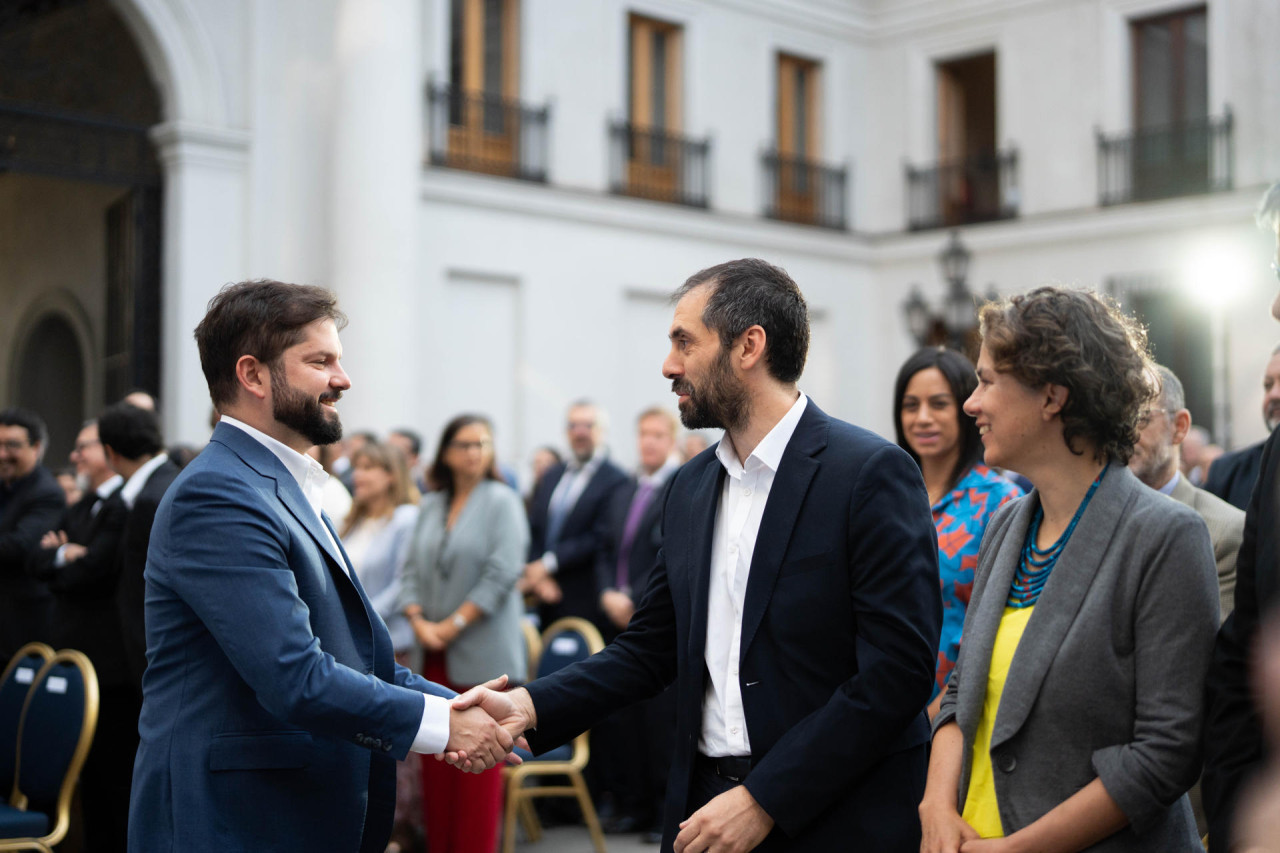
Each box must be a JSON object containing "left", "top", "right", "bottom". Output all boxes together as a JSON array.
[
  {"left": 937, "top": 464, "right": 1217, "bottom": 851},
  {"left": 342, "top": 503, "right": 418, "bottom": 653},
  {"left": 398, "top": 480, "right": 530, "bottom": 685},
  {"left": 1169, "top": 474, "right": 1244, "bottom": 624}
]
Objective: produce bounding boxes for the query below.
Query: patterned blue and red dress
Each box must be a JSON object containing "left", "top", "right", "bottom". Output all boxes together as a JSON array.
[{"left": 930, "top": 463, "right": 1024, "bottom": 699}]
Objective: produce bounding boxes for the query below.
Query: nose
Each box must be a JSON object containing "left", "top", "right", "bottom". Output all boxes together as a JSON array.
[
  {"left": 332, "top": 361, "right": 351, "bottom": 391},
  {"left": 662, "top": 348, "right": 681, "bottom": 381},
  {"left": 962, "top": 387, "right": 980, "bottom": 417}
]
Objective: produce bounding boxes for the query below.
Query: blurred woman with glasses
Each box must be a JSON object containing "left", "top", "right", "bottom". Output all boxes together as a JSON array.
[{"left": 399, "top": 414, "right": 529, "bottom": 853}]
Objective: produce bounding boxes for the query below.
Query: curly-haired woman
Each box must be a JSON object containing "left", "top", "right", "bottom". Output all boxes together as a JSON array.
[{"left": 919, "top": 287, "right": 1218, "bottom": 853}]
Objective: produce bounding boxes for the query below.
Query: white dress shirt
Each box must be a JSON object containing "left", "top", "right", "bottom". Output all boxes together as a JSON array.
[
  {"left": 219, "top": 417, "right": 450, "bottom": 755},
  {"left": 700, "top": 392, "right": 808, "bottom": 757}
]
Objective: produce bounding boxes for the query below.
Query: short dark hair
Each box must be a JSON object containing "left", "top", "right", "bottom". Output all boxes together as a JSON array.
[
  {"left": 979, "top": 287, "right": 1154, "bottom": 464},
  {"left": 194, "top": 279, "right": 347, "bottom": 408},
  {"left": 673, "top": 258, "right": 809, "bottom": 384},
  {"left": 0, "top": 407, "right": 47, "bottom": 447},
  {"left": 98, "top": 401, "right": 164, "bottom": 461},
  {"left": 893, "top": 347, "right": 983, "bottom": 493},
  {"left": 390, "top": 428, "right": 422, "bottom": 457},
  {"left": 428, "top": 414, "right": 501, "bottom": 495}
]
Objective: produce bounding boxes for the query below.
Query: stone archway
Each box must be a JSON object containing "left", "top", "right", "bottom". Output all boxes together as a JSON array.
[{"left": 15, "top": 314, "right": 86, "bottom": 465}]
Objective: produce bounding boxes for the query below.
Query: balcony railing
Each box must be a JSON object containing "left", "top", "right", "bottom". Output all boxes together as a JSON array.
[
  {"left": 905, "top": 149, "right": 1019, "bottom": 231},
  {"left": 762, "top": 151, "right": 848, "bottom": 230},
  {"left": 608, "top": 122, "right": 710, "bottom": 208},
  {"left": 426, "top": 84, "right": 549, "bottom": 182},
  {"left": 1097, "top": 110, "right": 1233, "bottom": 206}
]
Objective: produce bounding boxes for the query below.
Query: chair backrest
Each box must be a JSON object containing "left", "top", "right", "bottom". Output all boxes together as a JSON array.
[
  {"left": 0, "top": 643, "right": 55, "bottom": 799},
  {"left": 520, "top": 617, "right": 543, "bottom": 679},
  {"left": 537, "top": 618, "right": 604, "bottom": 680},
  {"left": 13, "top": 649, "right": 98, "bottom": 839}
]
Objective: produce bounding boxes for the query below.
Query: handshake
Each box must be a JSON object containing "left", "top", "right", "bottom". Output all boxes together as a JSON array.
[{"left": 438, "top": 675, "right": 538, "bottom": 773}]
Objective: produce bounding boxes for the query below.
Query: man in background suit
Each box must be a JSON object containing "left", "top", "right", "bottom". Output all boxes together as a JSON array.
[
  {"left": 127, "top": 280, "right": 516, "bottom": 852},
  {"left": 1204, "top": 182, "right": 1280, "bottom": 851},
  {"left": 455, "top": 259, "right": 941, "bottom": 852},
  {"left": 521, "top": 400, "right": 629, "bottom": 627},
  {"left": 1205, "top": 345, "right": 1280, "bottom": 511},
  {"left": 98, "top": 401, "right": 182, "bottom": 689},
  {"left": 1129, "top": 365, "right": 1244, "bottom": 623},
  {"left": 0, "top": 407, "right": 65, "bottom": 660},
  {"left": 28, "top": 419, "right": 130, "bottom": 852},
  {"left": 593, "top": 406, "right": 682, "bottom": 839}
]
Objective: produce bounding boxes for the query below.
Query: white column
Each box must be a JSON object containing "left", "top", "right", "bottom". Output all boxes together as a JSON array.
[
  {"left": 151, "top": 121, "right": 252, "bottom": 446},
  {"left": 329, "top": 0, "right": 423, "bottom": 433}
]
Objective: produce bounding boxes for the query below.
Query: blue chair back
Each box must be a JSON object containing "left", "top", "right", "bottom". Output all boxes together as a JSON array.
[
  {"left": 536, "top": 618, "right": 603, "bottom": 680},
  {"left": 14, "top": 651, "right": 98, "bottom": 819},
  {"left": 0, "top": 643, "right": 54, "bottom": 797}
]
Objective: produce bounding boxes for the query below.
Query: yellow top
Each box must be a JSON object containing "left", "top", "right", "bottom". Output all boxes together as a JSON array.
[{"left": 961, "top": 605, "right": 1035, "bottom": 839}]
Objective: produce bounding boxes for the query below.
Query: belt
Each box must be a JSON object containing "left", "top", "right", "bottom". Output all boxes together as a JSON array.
[{"left": 697, "top": 753, "right": 754, "bottom": 783}]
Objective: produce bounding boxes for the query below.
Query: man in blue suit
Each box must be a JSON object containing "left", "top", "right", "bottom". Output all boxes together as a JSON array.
[
  {"left": 452, "top": 259, "right": 942, "bottom": 852},
  {"left": 127, "top": 280, "right": 516, "bottom": 852}
]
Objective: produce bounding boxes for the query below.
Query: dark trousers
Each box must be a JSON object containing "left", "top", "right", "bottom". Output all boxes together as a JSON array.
[{"left": 80, "top": 684, "right": 141, "bottom": 853}]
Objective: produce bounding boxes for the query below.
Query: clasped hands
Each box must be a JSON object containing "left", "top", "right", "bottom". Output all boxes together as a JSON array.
[
  {"left": 438, "top": 676, "right": 536, "bottom": 774},
  {"left": 40, "top": 530, "right": 86, "bottom": 563},
  {"left": 517, "top": 559, "right": 561, "bottom": 604}
]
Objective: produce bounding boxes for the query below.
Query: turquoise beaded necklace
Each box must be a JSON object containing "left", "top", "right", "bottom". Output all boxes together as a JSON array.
[{"left": 1007, "top": 463, "right": 1108, "bottom": 609}]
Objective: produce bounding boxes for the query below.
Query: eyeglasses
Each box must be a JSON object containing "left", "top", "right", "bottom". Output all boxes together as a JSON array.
[
  {"left": 0, "top": 439, "right": 31, "bottom": 452},
  {"left": 567, "top": 420, "right": 596, "bottom": 431},
  {"left": 448, "top": 440, "right": 492, "bottom": 452},
  {"left": 71, "top": 440, "right": 101, "bottom": 454}
]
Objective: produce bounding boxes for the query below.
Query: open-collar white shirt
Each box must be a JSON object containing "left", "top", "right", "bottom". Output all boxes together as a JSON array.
[
  {"left": 700, "top": 392, "right": 808, "bottom": 757},
  {"left": 219, "top": 416, "right": 450, "bottom": 755}
]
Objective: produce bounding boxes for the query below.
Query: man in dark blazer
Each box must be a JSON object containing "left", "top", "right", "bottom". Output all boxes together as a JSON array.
[
  {"left": 27, "top": 418, "right": 133, "bottom": 853},
  {"left": 127, "top": 280, "right": 516, "bottom": 852},
  {"left": 521, "top": 399, "right": 629, "bottom": 627},
  {"left": 97, "top": 401, "right": 183, "bottom": 689},
  {"left": 1205, "top": 346, "right": 1280, "bottom": 511},
  {"left": 453, "top": 259, "right": 941, "bottom": 852},
  {"left": 0, "top": 407, "right": 65, "bottom": 661},
  {"left": 1204, "top": 183, "right": 1280, "bottom": 851}
]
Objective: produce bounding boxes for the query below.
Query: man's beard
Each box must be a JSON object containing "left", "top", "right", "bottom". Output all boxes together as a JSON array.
[
  {"left": 1129, "top": 442, "right": 1173, "bottom": 489},
  {"left": 272, "top": 370, "right": 343, "bottom": 446},
  {"left": 674, "top": 346, "right": 749, "bottom": 432},
  {"left": 1266, "top": 403, "right": 1280, "bottom": 432}
]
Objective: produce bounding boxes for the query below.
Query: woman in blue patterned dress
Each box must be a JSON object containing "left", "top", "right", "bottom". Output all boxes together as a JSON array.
[{"left": 894, "top": 347, "right": 1022, "bottom": 720}]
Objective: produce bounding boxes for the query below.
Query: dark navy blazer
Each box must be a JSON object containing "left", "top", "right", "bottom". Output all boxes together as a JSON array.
[
  {"left": 525, "top": 400, "right": 942, "bottom": 852},
  {"left": 127, "top": 423, "right": 453, "bottom": 852}
]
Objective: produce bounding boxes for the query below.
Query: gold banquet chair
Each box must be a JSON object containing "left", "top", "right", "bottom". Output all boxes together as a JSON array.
[
  {"left": 501, "top": 617, "right": 607, "bottom": 853},
  {"left": 0, "top": 644, "right": 55, "bottom": 801},
  {"left": 0, "top": 650, "right": 99, "bottom": 853}
]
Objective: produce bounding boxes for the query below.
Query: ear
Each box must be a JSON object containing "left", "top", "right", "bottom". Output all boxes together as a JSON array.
[
  {"left": 1042, "top": 384, "right": 1069, "bottom": 419},
  {"left": 736, "top": 325, "right": 768, "bottom": 372},
  {"left": 235, "top": 355, "right": 270, "bottom": 401},
  {"left": 1170, "top": 409, "right": 1192, "bottom": 446}
]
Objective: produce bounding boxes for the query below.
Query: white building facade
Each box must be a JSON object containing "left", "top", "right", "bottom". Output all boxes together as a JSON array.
[{"left": 1, "top": 0, "right": 1276, "bottom": 474}]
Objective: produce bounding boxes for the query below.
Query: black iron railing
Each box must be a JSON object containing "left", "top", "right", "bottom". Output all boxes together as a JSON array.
[
  {"left": 426, "top": 84, "right": 549, "bottom": 182},
  {"left": 762, "top": 151, "right": 848, "bottom": 230},
  {"left": 905, "top": 148, "right": 1018, "bottom": 231},
  {"left": 608, "top": 122, "right": 710, "bottom": 208},
  {"left": 0, "top": 99, "right": 160, "bottom": 186},
  {"left": 1097, "top": 110, "right": 1233, "bottom": 206}
]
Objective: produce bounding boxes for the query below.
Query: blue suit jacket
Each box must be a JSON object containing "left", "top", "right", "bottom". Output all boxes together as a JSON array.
[
  {"left": 525, "top": 401, "right": 942, "bottom": 852},
  {"left": 127, "top": 423, "right": 452, "bottom": 852}
]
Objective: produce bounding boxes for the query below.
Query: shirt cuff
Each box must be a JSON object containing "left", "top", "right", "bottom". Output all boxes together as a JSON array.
[
  {"left": 409, "top": 693, "right": 452, "bottom": 755},
  {"left": 542, "top": 551, "right": 559, "bottom": 574},
  {"left": 54, "top": 544, "right": 69, "bottom": 568}
]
